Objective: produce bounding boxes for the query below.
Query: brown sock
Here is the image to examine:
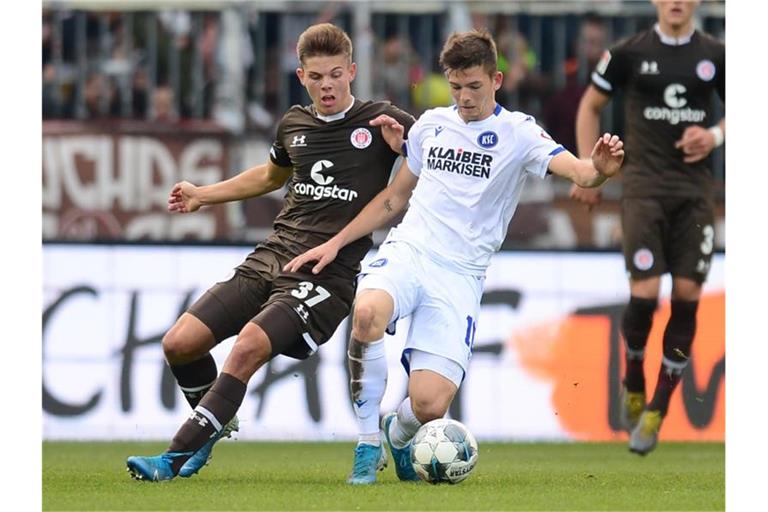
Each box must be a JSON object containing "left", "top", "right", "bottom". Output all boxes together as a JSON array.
[
  {"left": 169, "top": 354, "right": 218, "bottom": 408},
  {"left": 165, "top": 373, "right": 247, "bottom": 473}
]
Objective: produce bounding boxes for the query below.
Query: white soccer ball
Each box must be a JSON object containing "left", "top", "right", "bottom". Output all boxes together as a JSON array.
[{"left": 410, "top": 418, "right": 478, "bottom": 484}]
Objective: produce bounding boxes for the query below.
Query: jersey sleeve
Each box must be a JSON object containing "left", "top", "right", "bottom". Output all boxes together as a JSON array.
[
  {"left": 269, "top": 114, "right": 293, "bottom": 168},
  {"left": 385, "top": 104, "right": 417, "bottom": 140},
  {"left": 591, "top": 40, "right": 631, "bottom": 95},
  {"left": 518, "top": 116, "right": 566, "bottom": 179},
  {"left": 404, "top": 115, "right": 427, "bottom": 177},
  {"left": 715, "top": 42, "right": 725, "bottom": 102}
]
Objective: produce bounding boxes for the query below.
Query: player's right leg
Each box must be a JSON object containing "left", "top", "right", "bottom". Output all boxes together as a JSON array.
[
  {"left": 620, "top": 197, "right": 666, "bottom": 433},
  {"left": 162, "top": 313, "right": 241, "bottom": 477},
  {"left": 127, "top": 272, "right": 271, "bottom": 481},
  {"left": 346, "top": 289, "right": 395, "bottom": 484},
  {"left": 347, "top": 336, "right": 388, "bottom": 484},
  {"left": 620, "top": 278, "right": 660, "bottom": 432},
  {"left": 127, "top": 320, "right": 272, "bottom": 482}
]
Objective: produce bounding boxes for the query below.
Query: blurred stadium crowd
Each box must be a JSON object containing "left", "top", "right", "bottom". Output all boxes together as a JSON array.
[{"left": 42, "top": 0, "right": 725, "bottom": 249}]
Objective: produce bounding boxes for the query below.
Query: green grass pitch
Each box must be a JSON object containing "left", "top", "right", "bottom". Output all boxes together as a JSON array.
[{"left": 43, "top": 441, "right": 724, "bottom": 511}]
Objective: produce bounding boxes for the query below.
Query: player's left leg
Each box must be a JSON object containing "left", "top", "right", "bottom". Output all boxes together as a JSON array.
[
  {"left": 630, "top": 197, "right": 713, "bottom": 455},
  {"left": 383, "top": 360, "right": 460, "bottom": 481}
]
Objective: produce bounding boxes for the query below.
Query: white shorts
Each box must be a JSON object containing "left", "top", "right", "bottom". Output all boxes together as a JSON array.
[
  {"left": 405, "top": 349, "right": 465, "bottom": 389},
  {"left": 357, "top": 241, "right": 484, "bottom": 385}
]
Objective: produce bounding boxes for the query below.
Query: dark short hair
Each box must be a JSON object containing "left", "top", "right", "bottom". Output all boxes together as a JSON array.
[
  {"left": 439, "top": 29, "right": 498, "bottom": 76},
  {"left": 296, "top": 23, "right": 353, "bottom": 66}
]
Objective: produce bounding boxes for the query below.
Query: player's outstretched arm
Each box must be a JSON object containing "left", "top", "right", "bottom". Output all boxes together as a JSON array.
[
  {"left": 283, "top": 160, "right": 418, "bottom": 275},
  {"left": 167, "top": 161, "right": 293, "bottom": 213},
  {"left": 549, "top": 133, "right": 624, "bottom": 188}
]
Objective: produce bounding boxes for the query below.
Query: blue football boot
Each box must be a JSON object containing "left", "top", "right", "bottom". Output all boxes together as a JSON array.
[
  {"left": 178, "top": 416, "right": 239, "bottom": 478},
  {"left": 126, "top": 451, "right": 192, "bottom": 482},
  {"left": 382, "top": 412, "right": 419, "bottom": 481},
  {"left": 346, "top": 441, "right": 388, "bottom": 485}
]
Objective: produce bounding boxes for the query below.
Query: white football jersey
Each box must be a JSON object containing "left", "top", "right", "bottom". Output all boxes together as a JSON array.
[{"left": 385, "top": 104, "right": 565, "bottom": 275}]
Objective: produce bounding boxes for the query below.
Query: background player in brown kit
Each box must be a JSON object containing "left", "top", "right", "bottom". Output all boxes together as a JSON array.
[
  {"left": 124, "top": 23, "right": 415, "bottom": 481},
  {"left": 570, "top": 0, "right": 724, "bottom": 455}
]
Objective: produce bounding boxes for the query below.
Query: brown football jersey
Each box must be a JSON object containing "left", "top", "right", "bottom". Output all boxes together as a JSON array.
[
  {"left": 591, "top": 28, "right": 725, "bottom": 198},
  {"left": 240, "top": 99, "right": 415, "bottom": 277}
]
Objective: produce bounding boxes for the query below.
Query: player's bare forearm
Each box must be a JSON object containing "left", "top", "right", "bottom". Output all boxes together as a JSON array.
[
  {"left": 573, "top": 165, "right": 609, "bottom": 188},
  {"left": 550, "top": 134, "right": 623, "bottom": 188},
  {"left": 282, "top": 185, "right": 411, "bottom": 274},
  {"left": 333, "top": 187, "right": 410, "bottom": 248},
  {"left": 197, "top": 164, "right": 290, "bottom": 205}
]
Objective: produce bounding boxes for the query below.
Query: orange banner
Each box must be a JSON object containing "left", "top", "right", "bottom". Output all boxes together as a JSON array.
[{"left": 511, "top": 292, "right": 724, "bottom": 441}]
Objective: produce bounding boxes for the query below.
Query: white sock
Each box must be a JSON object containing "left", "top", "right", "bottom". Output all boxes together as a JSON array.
[
  {"left": 348, "top": 339, "right": 387, "bottom": 445},
  {"left": 388, "top": 397, "right": 422, "bottom": 449}
]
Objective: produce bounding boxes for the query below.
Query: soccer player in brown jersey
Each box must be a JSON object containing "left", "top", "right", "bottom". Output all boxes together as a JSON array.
[
  {"left": 125, "top": 23, "right": 415, "bottom": 482},
  {"left": 570, "top": 0, "right": 725, "bottom": 455}
]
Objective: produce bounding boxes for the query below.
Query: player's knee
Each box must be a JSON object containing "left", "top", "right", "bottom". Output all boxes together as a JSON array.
[
  {"left": 410, "top": 396, "right": 448, "bottom": 424},
  {"left": 351, "top": 302, "right": 384, "bottom": 342},
  {"left": 228, "top": 327, "right": 272, "bottom": 377},
  {"left": 162, "top": 326, "right": 200, "bottom": 364},
  {"left": 671, "top": 279, "right": 702, "bottom": 301}
]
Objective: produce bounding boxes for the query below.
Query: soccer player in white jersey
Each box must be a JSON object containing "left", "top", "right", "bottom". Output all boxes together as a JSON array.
[{"left": 285, "top": 29, "right": 624, "bottom": 483}]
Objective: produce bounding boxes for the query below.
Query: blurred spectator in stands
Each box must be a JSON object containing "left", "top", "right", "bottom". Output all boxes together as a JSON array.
[
  {"left": 495, "top": 27, "right": 549, "bottom": 120},
  {"left": 494, "top": 25, "right": 567, "bottom": 248},
  {"left": 130, "top": 66, "right": 149, "bottom": 118},
  {"left": 199, "top": 13, "right": 220, "bottom": 119},
  {"left": 495, "top": 30, "right": 529, "bottom": 106},
  {"left": 542, "top": 14, "right": 607, "bottom": 154},
  {"left": 279, "top": 5, "right": 341, "bottom": 109},
  {"left": 152, "top": 85, "right": 178, "bottom": 122},
  {"left": 42, "top": 9, "right": 76, "bottom": 118},
  {"left": 81, "top": 71, "right": 120, "bottom": 118},
  {"left": 375, "top": 33, "right": 423, "bottom": 111}
]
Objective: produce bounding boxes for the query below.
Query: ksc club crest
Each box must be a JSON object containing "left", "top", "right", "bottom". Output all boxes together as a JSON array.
[
  {"left": 696, "top": 59, "right": 716, "bottom": 82},
  {"left": 350, "top": 128, "right": 373, "bottom": 149}
]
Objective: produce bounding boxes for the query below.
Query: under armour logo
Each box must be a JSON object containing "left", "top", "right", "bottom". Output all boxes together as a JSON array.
[
  {"left": 190, "top": 411, "right": 209, "bottom": 428},
  {"left": 640, "top": 60, "right": 659, "bottom": 75},
  {"left": 294, "top": 304, "right": 309, "bottom": 323},
  {"left": 290, "top": 135, "right": 307, "bottom": 147}
]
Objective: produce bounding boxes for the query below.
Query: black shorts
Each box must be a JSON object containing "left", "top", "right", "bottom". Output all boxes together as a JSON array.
[
  {"left": 621, "top": 196, "right": 715, "bottom": 283},
  {"left": 187, "top": 248, "right": 355, "bottom": 360}
]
